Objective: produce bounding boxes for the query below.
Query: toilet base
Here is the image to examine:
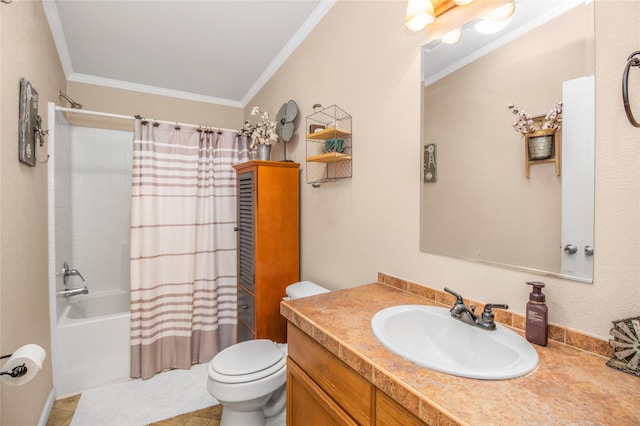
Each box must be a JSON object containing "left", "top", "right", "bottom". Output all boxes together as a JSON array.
[{"left": 220, "top": 407, "right": 266, "bottom": 426}]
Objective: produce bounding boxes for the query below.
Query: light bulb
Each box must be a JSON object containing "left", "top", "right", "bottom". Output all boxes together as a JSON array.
[
  {"left": 485, "top": 2, "right": 515, "bottom": 22},
  {"left": 405, "top": 0, "right": 435, "bottom": 32},
  {"left": 475, "top": 17, "right": 510, "bottom": 34},
  {"left": 453, "top": 0, "right": 474, "bottom": 5},
  {"left": 475, "top": 1, "right": 515, "bottom": 35},
  {"left": 440, "top": 28, "right": 462, "bottom": 44}
]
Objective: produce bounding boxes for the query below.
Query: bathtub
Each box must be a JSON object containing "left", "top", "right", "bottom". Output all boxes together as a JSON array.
[{"left": 53, "top": 291, "right": 131, "bottom": 396}]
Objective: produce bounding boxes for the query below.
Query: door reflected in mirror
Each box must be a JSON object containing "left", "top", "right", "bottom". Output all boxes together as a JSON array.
[{"left": 420, "top": 1, "right": 594, "bottom": 282}]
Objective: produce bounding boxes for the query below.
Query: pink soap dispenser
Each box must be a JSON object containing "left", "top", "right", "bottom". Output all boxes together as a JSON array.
[{"left": 526, "top": 281, "right": 548, "bottom": 346}]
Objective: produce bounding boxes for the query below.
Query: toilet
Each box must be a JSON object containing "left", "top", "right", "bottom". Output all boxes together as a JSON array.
[{"left": 207, "top": 281, "right": 329, "bottom": 426}]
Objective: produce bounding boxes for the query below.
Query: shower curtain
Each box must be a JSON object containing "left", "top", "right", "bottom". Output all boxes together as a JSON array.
[{"left": 130, "top": 119, "right": 250, "bottom": 379}]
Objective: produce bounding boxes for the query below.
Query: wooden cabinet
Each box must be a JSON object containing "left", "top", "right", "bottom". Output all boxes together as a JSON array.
[
  {"left": 287, "top": 324, "right": 428, "bottom": 426},
  {"left": 287, "top": 360, "right": 357, "bottom": 426},
  {"left": 287, "top": 325, "right": 374, "bottom": 425},
  {"left": 233, "top": 160, "right": 300, "bottom": 343},
  {"left": 375, "top": 390, "right": 424, "bottom": 426}
]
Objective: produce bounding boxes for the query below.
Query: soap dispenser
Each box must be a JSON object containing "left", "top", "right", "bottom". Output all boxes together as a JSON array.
[{"left": 526, "top": 281, "right": 548, "bottom": 346}]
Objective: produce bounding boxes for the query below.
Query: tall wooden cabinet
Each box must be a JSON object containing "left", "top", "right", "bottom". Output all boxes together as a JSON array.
[{"left": 233, "top": 160, "right": 300, "bottom": 343}]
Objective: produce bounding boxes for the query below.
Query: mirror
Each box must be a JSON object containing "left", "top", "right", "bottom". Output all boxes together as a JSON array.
[{"left": 420, "top": 1, "right": 594, "bottom": 282}]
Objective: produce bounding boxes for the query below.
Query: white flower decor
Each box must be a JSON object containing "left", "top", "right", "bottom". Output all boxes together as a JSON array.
[
  {"left": 508, "top": 101, "right": 563, "bottom": 136},
  {"left": 239, "top": 106, "right": 279, "bottom": 149}
]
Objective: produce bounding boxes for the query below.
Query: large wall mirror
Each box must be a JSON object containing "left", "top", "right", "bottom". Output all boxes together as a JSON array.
[{"left": 420, "top": 1, "right": 595, "bottom": 282}]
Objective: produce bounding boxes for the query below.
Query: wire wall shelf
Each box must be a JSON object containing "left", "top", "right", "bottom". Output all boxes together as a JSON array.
[{"left": 305, "top": 105, "right": 352, "bottom": 186}]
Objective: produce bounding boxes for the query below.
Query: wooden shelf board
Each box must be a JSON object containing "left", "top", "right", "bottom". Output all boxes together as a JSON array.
[
  {"left": 306, "top": 152, "right": 352, "bottom": 163},
  {"left": 306, "top": 128, "right": 351, "bottom": 140}
]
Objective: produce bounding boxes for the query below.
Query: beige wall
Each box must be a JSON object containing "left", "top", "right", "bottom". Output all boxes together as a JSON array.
[
  {"left": 250, "top": 0, "right": 640, "bottom": 340},
  {"left": 0, "top": 1, "right": 66, "bottom": 424}
]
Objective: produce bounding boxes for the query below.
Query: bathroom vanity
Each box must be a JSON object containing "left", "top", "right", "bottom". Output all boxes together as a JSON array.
[{"left": 282, "top": 277, "right": 639, "bottom": 425}]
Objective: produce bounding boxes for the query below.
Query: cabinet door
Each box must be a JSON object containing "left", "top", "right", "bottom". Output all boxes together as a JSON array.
[
  {"left": 287, "top": 359, "right": 358, "bottom": 426},
  {"left": 288, "top": 325, "right": 374, "bottom": 425},
  {"left": 375, "top": 390, "right": 425, "bottom": 426}
]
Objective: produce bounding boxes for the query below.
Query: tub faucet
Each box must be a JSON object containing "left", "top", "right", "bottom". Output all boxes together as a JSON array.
[
  {"left": 57, "top": 286, "right": 89, "bottom": 299},
  {"left": 444, "top": 287, "right": 508, "bottom": 331},
  {"left": 61, "top": 262, "right": 85, "bottom": 286}
]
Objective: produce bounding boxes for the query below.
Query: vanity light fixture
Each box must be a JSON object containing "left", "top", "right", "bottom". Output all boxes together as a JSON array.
[
  {"left": 474, "top": 1, "right": 515, "bottom": 34},
  {"left": 405, "top": 0, "right": 515, "bottom": 41},
  {"left": 440, "top": 28, "right": 462, "bottom": 44},
  {"left": 405, "top": 0, "right": 436, "bottom": 32}
]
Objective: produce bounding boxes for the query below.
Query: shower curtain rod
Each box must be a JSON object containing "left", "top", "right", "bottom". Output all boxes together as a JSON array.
[{"left": 55, "top": 106, "right": 239, "bottom": 133}]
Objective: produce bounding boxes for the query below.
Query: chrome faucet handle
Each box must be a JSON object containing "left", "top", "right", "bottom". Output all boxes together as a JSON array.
[
  {"left": 68, "top": 269, "right": 85, "bottom": 281},
  {"left": 61, "top": 262, "right": 85, "bottom": 285}
]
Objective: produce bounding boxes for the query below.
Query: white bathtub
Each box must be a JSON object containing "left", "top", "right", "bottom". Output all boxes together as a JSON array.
[{"left": 53, "top": 291, "right": 131, "bottom": 396}]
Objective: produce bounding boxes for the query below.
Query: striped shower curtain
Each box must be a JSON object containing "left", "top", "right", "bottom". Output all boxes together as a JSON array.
[{"left": 130, "top": 119, "right": 250, "bottom": 379}]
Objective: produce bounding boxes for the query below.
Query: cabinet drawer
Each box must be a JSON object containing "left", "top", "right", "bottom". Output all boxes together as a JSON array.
[
  {"left": 288, "top": 325, "right": 373, "bottom": 425},
  {"left": 237, "top": 286, "right": 255, "bottom": 330}
]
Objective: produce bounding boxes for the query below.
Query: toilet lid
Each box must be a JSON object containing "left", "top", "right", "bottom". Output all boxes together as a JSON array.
[{"left": 209, "top": 339, "right": 286, "bottom": 384}]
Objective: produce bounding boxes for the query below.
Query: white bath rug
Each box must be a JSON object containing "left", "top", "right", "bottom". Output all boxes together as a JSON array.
[{"left": 71, "top": 363, "right": 217, "bottom": 426}]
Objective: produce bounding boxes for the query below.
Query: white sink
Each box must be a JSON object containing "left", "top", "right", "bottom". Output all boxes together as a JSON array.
[{"left": 371, "top": 305, "right": 539, "bottom": 380}]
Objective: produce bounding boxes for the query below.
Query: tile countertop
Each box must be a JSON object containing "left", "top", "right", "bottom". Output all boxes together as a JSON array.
[{"left": 280, "top": 282, "right": 640, "bottom": 425}]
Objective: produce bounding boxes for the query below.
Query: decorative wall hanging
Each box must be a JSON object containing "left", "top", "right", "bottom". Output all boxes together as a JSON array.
[
  {"left": 18, "top": 78, "right": 39, "bottom": 167},
  {"left": 275, "top": 99, "right": 298, "bottom": 162},
  {"left": 508, "top": 102, "right": 562, "bottom": 178},
  {"left": 607, "top": 316, "right": 640, "bottom": 378},
  {"left": 423, "top": 143, "right": 437, "bottom": 183}
]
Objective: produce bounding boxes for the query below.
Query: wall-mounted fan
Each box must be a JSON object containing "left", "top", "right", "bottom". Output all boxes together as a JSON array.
[{"left": 275, "top": 100, "right": 298, "bottom": 161}]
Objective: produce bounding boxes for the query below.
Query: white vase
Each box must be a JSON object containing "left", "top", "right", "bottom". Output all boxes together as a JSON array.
[{"left": 256, "top": 144, "right": 271, "bottom": 161}]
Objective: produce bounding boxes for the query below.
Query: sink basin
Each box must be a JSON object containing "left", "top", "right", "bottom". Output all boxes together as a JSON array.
[{"left": 371, "top": 305, "right": 539, "bottom": 380}]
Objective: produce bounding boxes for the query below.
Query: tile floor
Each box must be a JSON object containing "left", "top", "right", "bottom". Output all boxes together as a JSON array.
[{"left": 46, "top": 394, "right": 222, "bottom": 426}]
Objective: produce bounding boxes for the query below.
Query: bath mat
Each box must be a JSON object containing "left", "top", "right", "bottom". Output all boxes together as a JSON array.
[{"left": 71, "top": 363, "right": 217, "bottom": 426}]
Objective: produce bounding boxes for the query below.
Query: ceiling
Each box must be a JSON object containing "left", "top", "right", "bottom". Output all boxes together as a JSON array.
[{"left": 43, "top": 0, "right": 334, "bottom": 108}]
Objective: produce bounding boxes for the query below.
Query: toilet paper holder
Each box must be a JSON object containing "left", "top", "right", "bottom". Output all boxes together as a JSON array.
[
  {"left": 0, "top": 354, "right": 27, "bottom": 379},
  {"left": 0, "top": 364, "right": 27, "bottom": 379},
  {"left": 0, "top": 344, "right": 46, "bottom": 385}
]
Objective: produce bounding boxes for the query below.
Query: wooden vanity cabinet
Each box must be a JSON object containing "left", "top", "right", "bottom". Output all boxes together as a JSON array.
[
  {"left": 287, "top": 325, "right": 374, "bottom": 425},
  {"left": 287, "top": 360, "right": 357, "bottom": 425},
  {"left": 233, "top": 160, "right": 300, "bottom": 343},
  {"left": 287, "top": 324, "right": 427, "bottom": 426},
  {"left": 375, "top": 390, "right": 424, "bottom": 425}
]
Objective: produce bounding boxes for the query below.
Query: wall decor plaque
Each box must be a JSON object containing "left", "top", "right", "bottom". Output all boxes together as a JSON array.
[{"left": 18, "top": 78, "right": 39, "bottom": 167}]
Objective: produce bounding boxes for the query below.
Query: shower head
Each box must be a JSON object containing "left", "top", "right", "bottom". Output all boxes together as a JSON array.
[{"left": 58, "top": 91, "right": 83, "bottom": 109}]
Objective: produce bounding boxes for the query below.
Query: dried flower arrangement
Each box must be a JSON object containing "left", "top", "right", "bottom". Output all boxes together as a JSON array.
[
  {"left": 239, "top": 106, "right": 279, "bottom": 149},
  {"left": 508, "top": 101, "right": 563, "bottom": 136}
]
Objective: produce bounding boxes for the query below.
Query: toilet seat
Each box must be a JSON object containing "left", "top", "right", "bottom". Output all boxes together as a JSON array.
[{"left": 209, "top": 339, "right": 286, "bottom": 384}]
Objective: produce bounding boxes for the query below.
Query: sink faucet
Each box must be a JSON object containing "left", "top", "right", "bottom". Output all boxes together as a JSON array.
[{"left": 444, "top": 288, "right": 508, "bottom": 331}]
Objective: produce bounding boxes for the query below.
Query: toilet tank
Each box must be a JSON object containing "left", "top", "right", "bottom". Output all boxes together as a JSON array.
[{"left": 285, "top": 281, "right": 330, "bottom": 300}]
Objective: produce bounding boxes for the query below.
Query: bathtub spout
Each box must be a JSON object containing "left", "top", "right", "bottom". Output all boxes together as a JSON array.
[{"left": 57, "top": 286, "right": 89, "bottom": 298}]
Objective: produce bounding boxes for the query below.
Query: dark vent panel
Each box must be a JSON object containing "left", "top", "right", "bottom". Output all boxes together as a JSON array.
[{"left": 238, "top": 172, "right": 254, "bottom": 292}]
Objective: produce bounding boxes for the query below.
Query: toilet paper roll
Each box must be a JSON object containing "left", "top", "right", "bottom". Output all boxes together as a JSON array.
[{"left": 1, "top": 344, "right": 46, "bottom": 386}]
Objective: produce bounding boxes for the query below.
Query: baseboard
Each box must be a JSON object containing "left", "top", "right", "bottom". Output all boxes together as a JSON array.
[{"left": 37, "top": 388, "right": 56, "bottom": 426}]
